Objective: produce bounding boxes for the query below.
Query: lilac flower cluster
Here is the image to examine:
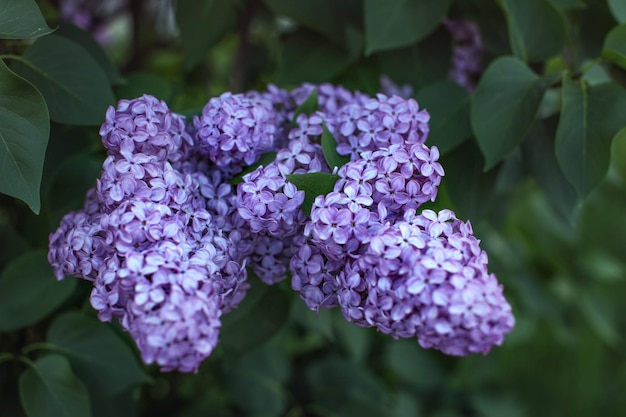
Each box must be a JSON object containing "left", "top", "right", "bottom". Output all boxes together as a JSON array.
[
  {"left": 49, "top": 95, "right": 257, "bottom": 372},
  {"left": 50, "top": 83, "right": 514, "bottom": 373},
  {"left": 444, "top": 18, "right": 484, "bottom": 92}
]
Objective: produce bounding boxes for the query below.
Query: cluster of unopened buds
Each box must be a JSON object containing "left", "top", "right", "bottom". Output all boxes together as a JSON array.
[{"left": 49, "top": 82, "right": 514, "bottom": 373}]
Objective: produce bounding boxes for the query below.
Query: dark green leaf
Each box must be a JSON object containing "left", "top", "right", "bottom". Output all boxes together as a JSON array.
[
  {"left": 602, "top": 24, "right": 626, "bottom": 70},
  {"left": 220, "top": 279, "right": 291, "bottom": 354},
  {"left": 263, "top": 0, "right": 362, "bottom": 43},
  {"left": 0, "top": 0, "right": 54, "bottom": 39},
  {"left": 555, "top": 78, "right": 626, "bottom": 199},
  {"left": 276, "top": 31, "right": 355, "bottom": 85},
  {"left": 227, "top": 343, "right": 290, "bottom": 417},
  {"left": 175, "top": 0, "right": 239, "bottom": 68},
  {"left": 547, "top": 0, "right": 585, "bottom": 10},
  {"left": 307, "top": 356, "right": 388, "bottom": 417},
  {"left": 19, "top": 354, "right": 91, "bottom": 417},
  {"left": 286, "top": 172, "right": 340, "bottom": 216},
  {"left": 230, "top": 151, "right": 277, "bottom": 185},
  {"left": 292, "top": 89, "right": 319, "bottom": 122},
  {"left": 364, "top": 0, "right": 451, "bottom": 55},
  {"left": 321, "top": 123, "right": 350, "bottom": 170},
  {"left": 471, "top": 56, "right": 555, "bottom": 169},
  {"left": 609, "top": 0, "right": 626, "bottom": 23},
  {"left": 0, "top": 59, "right": 49, "bottom": 213},
  {"left": 114, "top": 72, "right": 173, "bottom": 101},
  {"left": 416, "top": 80, "right": 471, "bottom": 154},
  {"left": 0, "top": 250, "right": 75, "bottom": 332},
  {"left": 376, "top": 26, "right": 452, "bottom": 89},
  {"left": 13, "top": 35, "right": 115, "bottom": 126},
  {"left": 499, "top": 0, "right": 567, "bottom": 62},
  {"left": 47, "top": 313, "right": 151, "bottom": 396},
  {"left": 55, "top": 22, "right": 123, "bottom": 85},
  {"left": 522, "top": 119, "right": 578, "bottom": 220},
  {"left": 47, "top": 153, "right": 102, "bottom": 225},
  {"left": 441, "top": 141, "right": 500, "bottom": 222},
  {"left": 386, "top": 340, "right": 446, "bottom": 390}
]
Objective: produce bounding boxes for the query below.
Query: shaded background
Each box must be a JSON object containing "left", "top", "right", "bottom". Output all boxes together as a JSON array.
[{"left": 1, "top": 0, "right": 626, "bottom": 416}]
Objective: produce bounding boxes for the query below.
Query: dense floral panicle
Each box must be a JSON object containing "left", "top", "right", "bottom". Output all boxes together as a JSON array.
[
  {"left": 100, "top": 95, "right": 193, "bottom": 162},
  {"left": 59, "top": 0, "right": 127, "bottom": 44},
  {"left": 335, "top": 209, "right": 514, "bottom": 355},
  {"left": 125, "top": 278, "right": 223, "bottom": 373},
  {"left": 47, "top": 208, "right": 108, "bottom": 281},
  {"left": 248, "top": 234, "right": 297, "bottom": 285},
  {"left": 193, "top": 92, "right": 277, "bottom": 176},
  {"left": 444, "top": 18, "right": 483, "bottom": 92},
  {"left": 290, "top": 234, "right": 341, "bottom": 310},
  {"left": 379, "top": 75, "right": 413, "bottom": 99},
  {"left": 329, "top": 94, "right": 431, "bottom": 160}
]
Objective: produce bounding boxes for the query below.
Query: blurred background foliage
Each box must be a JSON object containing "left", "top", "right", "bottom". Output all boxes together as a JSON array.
[{"left": 1, "top": 0, "right": 626, "bottom": 416}]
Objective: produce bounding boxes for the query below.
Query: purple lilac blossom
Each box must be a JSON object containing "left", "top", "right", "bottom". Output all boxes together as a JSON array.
[
  {"left": 50, "top": 95, "right": 254, "bottom": 372},
  {"left": 336, "top": 209, "right": 515, "bottom": 356},
  {"left": 193, "top": 92, "right": 277, "bottom": 177},
  {"left": 444, "top": 18, "right": 484, "bottom": 92}
]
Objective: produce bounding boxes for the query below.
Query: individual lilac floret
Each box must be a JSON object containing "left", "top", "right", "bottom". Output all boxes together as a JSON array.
[
  {"left": 444, "top": 18, "right": 484, "bottom": 92},
  {"left": 290, "top": 83, "right": 371, "bottom": 117},
  {"left": 330, "top": 94, "right": 431, "bottom": 159},
  {"left": 290, "top": 234, "right": 341, "bottom": 310},
  {"left": 336, "top": 209, "right": 515, "bottom": 356},
  {"left": 193, "top": 92, "right": 277, "bottom": 176},
  {"left": 248, "top": 234, "right": 296, "bottom": 285}
]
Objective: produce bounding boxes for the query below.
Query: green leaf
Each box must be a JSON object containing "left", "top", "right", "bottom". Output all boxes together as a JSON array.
[
  {"left": 175, "top": 0, "right": 239, "bottom": 68},
  {"left": 47, "top": 313, "right": 151, "bottom": 396},
  {"left": 0, "top": 59, "right": 49, "bottom": 213},
  {"left": 230, "top": 151, "right": 277, "bottom": 185},
  {"left": 364, "top": 0, "right": 451, "bottom": 55},
  {"left": 522, "top": 119, "right": 578, "bottom": 220},
  {"left": 555, "top": 78, "right": 626, "bottom": 199},
  {"left": 0, "top": 0, "right": 55, "bottom": 39},
  {"left": 499, "top": 0, "right": 567, "bottom": 62},
  {"left": 55, "top": 22, "right": 124, "bottom": 85},
  {"left": 386, "top": 340, "right": 445, "bottom": 391},
  {"left": 19, "top": 354, "right": 92, "bottom": 417},
  {"left": 285, "top": 172, "right": 340, "bottom": 216},
  {"left": 306, "top": 356, "right": 388, "bottom": 417},
  {"left": 12, "top": 35, "right": 115, "bottom": 126},
  {"left": 547, "top": 0, "right": 586, "bottom": 10},
  {"left": 276, "top": 31, "right": 355, "bottom": 85},
  {"left": 609, "top": 0, "right": 626, "bottom": 23},
  {"left": 376, "top": 27, "right": 452, "bottom": 89},
  {"left": 602, "top": 24, "right": 626, "bottom": 70},
  {"left": 322, "top": 123, "right": 350, "bottom": 170},
  {"left": 263, "top": 0, "right": 362, "bottom": 43},
  {"left": 471, "top": 56, "right": 555, "bottom": 170},
  {"left": 416, "top": 80, "right": 471, "bottom": 154},
  {"left": 220, "top": 279, "right": 291, "bottom": 354},
  {"left": 114, "top": 72, "right": 173, "bottom": 101},
  {"left": 292, "top": 89, "right": 319, "bottom": 122},
  {"left": 226, "top": 343, "right": 290, "bottom": 417},
  {"left": 441, "top": 141, "right": 501, "bottom": 222},
  {"left": 0, "top": 250, "right": 76, "bottom": 332}
]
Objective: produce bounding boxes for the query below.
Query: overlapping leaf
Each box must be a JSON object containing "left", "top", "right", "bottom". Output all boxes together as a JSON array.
[
  {"left": 364, "top": 0, "right": 451, "bottom": 55},
  {"left": 555, "top": 78, "right": 626, "bottom": 199},
  {"left": 0, "top": 0, "right": 54, "bottom": 39},
  {"left": 12, "top": 35, "right": 115, "bottom": 125},
  {"left": 0, "top": 250, "right": 75, "bottom": 332},
  {"left": 0, "top": 59, "right": 49, "bottom": 213},
  {"left": 19, "top": 354, "right": 91, "bottom": 417},
  {"left": 471, "top": 56, "right": 556, "bottom": 169},
  {"left": 47, "top": 313, "right": 151, "bottom": 396}
]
